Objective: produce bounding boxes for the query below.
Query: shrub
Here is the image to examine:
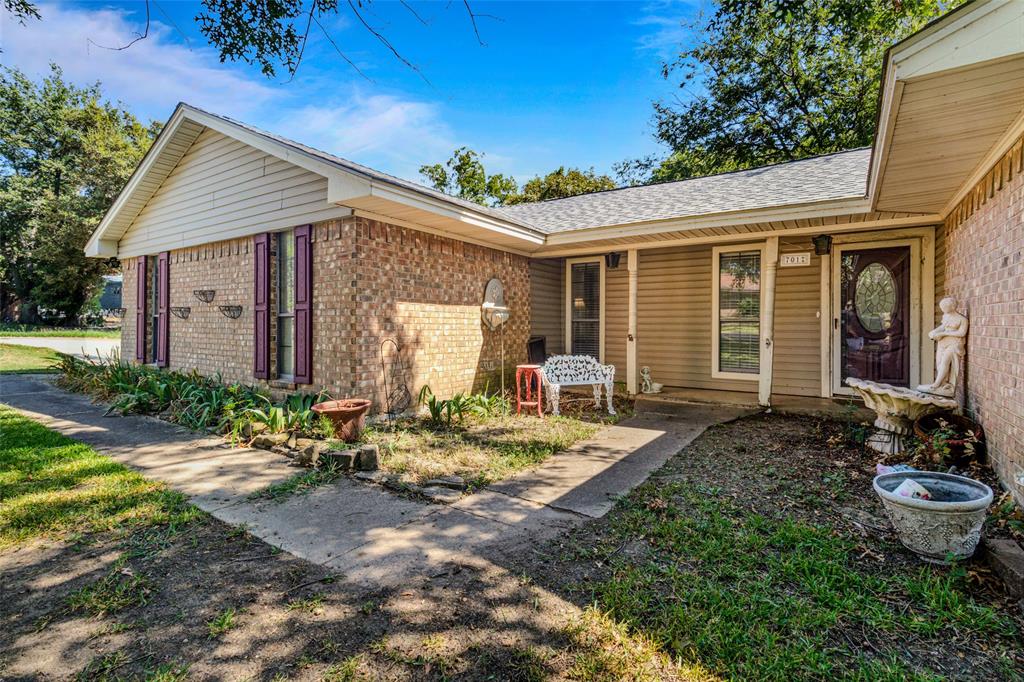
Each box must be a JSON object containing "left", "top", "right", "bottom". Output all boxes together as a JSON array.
[{"left": 56, "top": 354, "right": 329, "bottom": 440}]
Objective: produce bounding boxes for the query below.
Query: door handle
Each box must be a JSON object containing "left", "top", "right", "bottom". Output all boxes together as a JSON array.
[{"left": 834, "top": 318, "right": 839, "bottom": 330}]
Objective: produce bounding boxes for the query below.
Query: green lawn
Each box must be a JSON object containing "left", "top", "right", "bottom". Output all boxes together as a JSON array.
[
  {"left": 0, "top": 406, "right": 200, "bottom": 548},
  {"left": 0, "top": 343, "right": 60, "bottom": 374},
  {"left": 0, "top": 323, "right": 120, "bottom": 338},
  {"left": 586, "top": 480, "right": 1019, "bottom": 680}
]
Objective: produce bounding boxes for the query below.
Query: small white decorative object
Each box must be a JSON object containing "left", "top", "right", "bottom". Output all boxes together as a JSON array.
[
  {"left": 539, "top": 355, "right": 616, "bottom": 416},
  {"left": 916, "top": 296, "right": 968, "bottom": 398},
  {"left": 640, "top": 366, "right": 662, "bottom": 394},
  {"left": 780, "top": 252, "right": 812, "bottom": 267},
  {"left": 481, "top": 278, "right": 509, "bottom": 330},
  {"left": 845, "top": 378, "right": 958, "bottom": 455}
]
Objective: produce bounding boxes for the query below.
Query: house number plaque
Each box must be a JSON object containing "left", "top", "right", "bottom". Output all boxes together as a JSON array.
[{"left": 780, "top": 252, "right": 812, "bottom": 267}]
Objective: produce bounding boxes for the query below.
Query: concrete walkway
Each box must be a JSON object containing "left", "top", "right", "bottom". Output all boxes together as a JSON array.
[
  {"left": 1, "top": 374, "right": 756, "bottom": 586},
  {"left": 0, "top": 336, "right": 121, "bottom": 361}
]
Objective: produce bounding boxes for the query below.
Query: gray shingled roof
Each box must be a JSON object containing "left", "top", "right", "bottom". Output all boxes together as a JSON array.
[
  {"left": 496, "top": 148, "right": 872, "bottom": 233},
  {"left": 187, "top": 104, "right": 870, "bottom": 236}
]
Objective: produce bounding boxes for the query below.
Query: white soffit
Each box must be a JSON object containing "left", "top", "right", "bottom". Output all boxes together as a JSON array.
[{"left": 871, "top": 0, "right": 1024, "bottom": 214}]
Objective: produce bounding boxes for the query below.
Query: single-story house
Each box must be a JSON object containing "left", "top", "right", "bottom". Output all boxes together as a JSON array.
[{"left": 87, "top": 0, "right": 1023, "bottom": 497}]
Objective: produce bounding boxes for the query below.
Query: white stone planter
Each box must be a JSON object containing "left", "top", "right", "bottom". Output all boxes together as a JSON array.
[{"left": 873, "top": 471, "right": 993, "bottom": 564}]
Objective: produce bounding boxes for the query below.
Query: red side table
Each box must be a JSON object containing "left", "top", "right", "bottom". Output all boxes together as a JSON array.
[{"left": 515, "top": 364, "right": 543, "bottom": 417}]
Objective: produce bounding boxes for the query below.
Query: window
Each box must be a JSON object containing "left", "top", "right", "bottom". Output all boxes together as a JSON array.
[
  {"left": 277, "top": 229, "right": 296, "bottom": 378},
  {"left": 568, "top": 259, "right": 602, "bottom": 359},
  {"left": 148, "top": 255, "right": 159, "bottom": 363},
  {"left": 713, "top": 247, "right": 762, "bottom": 378}
]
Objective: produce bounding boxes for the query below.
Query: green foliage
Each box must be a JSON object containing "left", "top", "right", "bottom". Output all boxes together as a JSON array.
[
  {"left": 0, "top": 405, "right": 199, "bottom": 547},
  {"left": 419, "top": 147, "right": 519, "bottom": 206},
  {"left": 621, "top": 0, "right": 958, "bottom": 183},
  {"left": 67, "top": 567, "right": 154, "bottom": 616},
  {"left": 206, "top": 607, "right": 237, "bottom": 637},
  {"left": 0, "top": 342, "right": 59, "bottom": 373},
  {"left": 55, "top": 353, "right": 329, "bottom": 439},
  {"left": 417, "top": 385, "right": 474, "bottom": 426},
  {"left": 589, "top": 480, "right": 1015, "bottom": 679},
  {"left": 421, "top": 149, "right": 617, "bottom": 206},
  {"left": 504, "top": 166, "right": 616, "bottom": 205},
  {"left": 0, "top": 64, "right": 159, "bottom": 323},
  {"left": 0, "top": 323, "right": 120, "bottom": 337}
]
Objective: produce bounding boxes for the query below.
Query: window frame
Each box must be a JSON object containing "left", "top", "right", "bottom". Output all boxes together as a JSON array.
[
  {"left": 711, "top": 244, "right": 766, "bottom": 382},
  {"left": 564, "top": 256, "right": 606, "bottom": 362},
  {"left": 276, "top": 228, "right": 296, "bottom": 381}
]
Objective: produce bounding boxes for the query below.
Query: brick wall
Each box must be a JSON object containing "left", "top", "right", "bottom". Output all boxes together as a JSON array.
[
  {"left": 942, "top": 136, "right": 1024, "bottom": 502},
  {"left": 120, "top": 215, "right": 530, "bottom": 409}
]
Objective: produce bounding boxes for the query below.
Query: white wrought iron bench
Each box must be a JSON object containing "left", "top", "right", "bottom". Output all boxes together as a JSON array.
[{"left": 539, "top": 355, "right": 616, "bottom": 416}]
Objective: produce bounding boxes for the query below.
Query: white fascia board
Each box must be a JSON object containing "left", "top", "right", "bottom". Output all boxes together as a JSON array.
[
  {"left": 85, "top": 105, "right": 193, "bottom": 257},
  {"left": 893, "top": 0, "right": 1022, "bottom": 80},
  {"left": 542, "top": 196, "right": 873, "bottom": 246}
]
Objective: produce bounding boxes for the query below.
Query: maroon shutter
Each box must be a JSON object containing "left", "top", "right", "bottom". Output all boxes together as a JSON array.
[
  {"left": 135, "top": 256, "right": 147, "bottom": 362},
  {"left": 156, "top": 251, "right": 170, "bottom": 367},
  {"left": 253, "top": 233, "right": 270, "bottom": 379},
  {"left": 294, "top": 225, "right": 313, "bottom": 384}
]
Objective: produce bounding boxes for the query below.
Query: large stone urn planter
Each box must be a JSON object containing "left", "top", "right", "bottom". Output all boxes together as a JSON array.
[
  {"left": 873, "top": 471, "right": 993, "bottom": 563},
  {"left": 312, "top": 399, "right": 372, "bottom": 443}
]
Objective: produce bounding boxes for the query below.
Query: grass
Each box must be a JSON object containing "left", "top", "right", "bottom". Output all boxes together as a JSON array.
[
  {"left": 0, "top": 343, "right": 60, "bottom": 374},
  {"left": 67, "top": 565, "right": 154, "bottom": 616},
  {"left": 353, "top": 414, "right": 600, "bottom": 487},
  {"left": 207, "top": 607, "right": 238, "bottom": 637},
  {"left": 248, "top": 466, "right": 345, "bottom": 501},
  {"left": 584, "top": 480, "right": 1017, "bottom": 680},
  {"left": 0, "top": 405, "right": 201, "bottom": 548},
  {"left": 0, "top": 323, "right": 120, "bottom": 338}
]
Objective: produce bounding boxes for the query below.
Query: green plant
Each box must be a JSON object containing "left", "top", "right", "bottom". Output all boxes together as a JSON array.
[
  {"left": 921, "top": 417, "right": 980, "bottom": 466},
  {"left": 418, "top": 385, "right": 447, "bottom": 425},
  {"left": 207, "top": 607, "right": 237, "bottom": 637}
]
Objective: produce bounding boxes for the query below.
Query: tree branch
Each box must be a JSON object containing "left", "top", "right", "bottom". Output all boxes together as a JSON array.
[
  {"left": 87, "top": 0, "right": 150, "bottom": 51},
  {"left": 285, "top": 0, "right": 318, "bottom": 82},
  {"left": 314, "top": 14, "right": 372, "bottom": 81},
  {"left": 399, "top": 0, "right": 428, "bottom": 26},
  {"left": 347, "top": 0, "right": 429, "bottom": 84}
]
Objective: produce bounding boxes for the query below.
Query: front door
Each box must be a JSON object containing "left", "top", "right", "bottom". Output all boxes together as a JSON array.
[{"left": 837, "top": 246, "right": 911, "bottom": 387}]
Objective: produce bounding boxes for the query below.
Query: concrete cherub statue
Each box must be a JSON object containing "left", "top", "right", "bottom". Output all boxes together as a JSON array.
[{"left": 917, "top": 296, "right": 968, "bottom": 398}]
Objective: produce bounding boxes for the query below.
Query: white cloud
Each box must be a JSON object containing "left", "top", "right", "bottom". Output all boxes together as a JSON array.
[
  {"left": 1, "top": 2, "right": 464, "bottom": 184},
  {"left": 270, "top": 93, "right": 459, "bottom": 183},
  {"left": 635, "top": 0, "right": 704, "bottom": 61},
  {"left": 1, "top": 2, "right": 277, "bottom": 119}
]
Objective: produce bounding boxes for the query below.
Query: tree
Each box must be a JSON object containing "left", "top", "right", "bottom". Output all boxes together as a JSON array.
[
  {"left": 504, "top": 167, "right": 615, "bottom": 205},
  {"left": 419, "top": 147, "right": 518, "bottom": 207},
  {"left": 0, "top": 65, "right": 158, "bottom": 324},
  {"left": 4, "top": 0, "right": 492, "bottom": 80},
  {"left": 627, "top": 0, "right": 957, "bottom": 183},
  {"left": 420, "top": 150, "right": 617, "bottom": 207}
]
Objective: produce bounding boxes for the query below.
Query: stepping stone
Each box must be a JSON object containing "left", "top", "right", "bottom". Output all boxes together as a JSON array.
[{"left": 420, "top": 486, "right": 463, "bottom": 504}]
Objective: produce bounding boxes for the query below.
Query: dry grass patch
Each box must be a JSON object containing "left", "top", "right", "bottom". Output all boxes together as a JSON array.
[{"left": 356, "top": 414, "right": 601, "bottom": 487}]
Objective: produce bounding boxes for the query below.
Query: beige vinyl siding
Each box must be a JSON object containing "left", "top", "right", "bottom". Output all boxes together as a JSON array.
[
  {"left": 118, "top": 128, "right": 350, "bottom": 257},
  {"left": 772, "top": 239, "right": 823, "bottom": 397},
  {"left": 934, "top": 223, "right": 946, "bottom": 322},
  {"left": 604, "top": 263, "right": 628, "bottom": 373},
  {"left": 636, "top": 245, "right": 755, "bottom": 392},
  {"left": 528, "top": 259, "right": 564, "bottom": 356}
]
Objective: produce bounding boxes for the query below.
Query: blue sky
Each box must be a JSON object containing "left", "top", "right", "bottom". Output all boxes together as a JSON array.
[{"left": 1, "top": 1, "right": 704, "bottom": 184}]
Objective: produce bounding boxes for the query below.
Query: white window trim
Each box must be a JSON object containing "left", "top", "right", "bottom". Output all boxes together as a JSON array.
[
  {"left": 711, "top": 244, "right": 766, "bottom": 382},
  {"left": 564, "top": 256, "right": 606, "bottom": 362}
]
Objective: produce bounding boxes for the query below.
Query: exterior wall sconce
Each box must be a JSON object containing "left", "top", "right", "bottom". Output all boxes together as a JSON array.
[
  {"left": 812, "top": 235, "right": 833, "bottom": 255},
  {"left": 605, "top": 252, "right": 622, "bottom": 269}
]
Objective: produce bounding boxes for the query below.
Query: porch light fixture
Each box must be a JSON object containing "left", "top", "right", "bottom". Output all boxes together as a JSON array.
[
  {"left": 605, "top": 252, "right": 622, "bottom": 269},
  {"left": 812, "top": 235, "right": 833, "bottom": 256}
]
